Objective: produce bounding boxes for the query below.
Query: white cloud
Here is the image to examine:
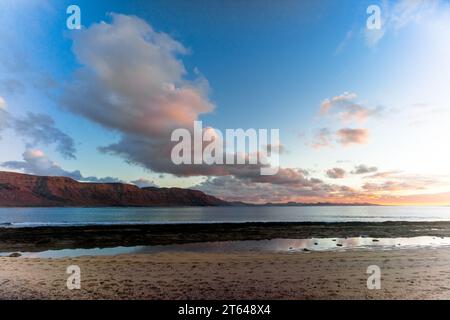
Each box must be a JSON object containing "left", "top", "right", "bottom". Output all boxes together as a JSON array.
[
  {"left": 131, "top": 178, "right": 159, "bottom": 188},
  {"left": 61, "top": 13, "right": 219, "bottom": 176},
  {"left": 1, "top": 149, "right": 121, "bottom": 183}
]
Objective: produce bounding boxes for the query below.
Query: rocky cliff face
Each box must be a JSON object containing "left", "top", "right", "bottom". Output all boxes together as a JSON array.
[{"left": 0, "top": 171, "right": 229, "bottom": 207}]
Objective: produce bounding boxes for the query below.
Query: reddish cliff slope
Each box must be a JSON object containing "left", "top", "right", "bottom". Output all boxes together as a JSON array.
[{"left": 0, "top": 171, "right": 229, "bottom": 207}]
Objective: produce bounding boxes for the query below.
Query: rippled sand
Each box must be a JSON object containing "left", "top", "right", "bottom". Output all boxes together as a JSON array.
[{"left": 1, "top": 248, "right": 450, "bottom": 299}]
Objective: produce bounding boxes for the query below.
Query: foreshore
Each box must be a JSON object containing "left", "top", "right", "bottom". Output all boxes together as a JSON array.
[
  {"left": 1, "top": 248, "right": 450, "bottom": 299},
  {"left": 2, "top": 221, "right": 450, "bottom": 252},
  {"left": 2, "top": 221, "right": 450, "bottom": 299}
]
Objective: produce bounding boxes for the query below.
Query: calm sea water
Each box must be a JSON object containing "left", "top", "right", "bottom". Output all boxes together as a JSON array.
[
  {"left": 0, "top": 206, "right": 450, "bottom": 227},
  {"left": 3, "top": 237, "right": 450, "bottom": 258}
]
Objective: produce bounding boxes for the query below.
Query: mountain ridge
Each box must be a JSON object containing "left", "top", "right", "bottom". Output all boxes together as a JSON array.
[
  {"left": 0, "top": 171, "right": 378, "bottom": 207},
  {"left": 0, "top": 171, "right": 229, "bottom": 207}
]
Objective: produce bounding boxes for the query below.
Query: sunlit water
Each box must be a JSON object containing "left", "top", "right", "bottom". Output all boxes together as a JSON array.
[
  {"left": 2, "top": 236, "right": 450, "bottom": 258},
  {"left": 1, "top": 206, "right": 450, "bottom": 227}
]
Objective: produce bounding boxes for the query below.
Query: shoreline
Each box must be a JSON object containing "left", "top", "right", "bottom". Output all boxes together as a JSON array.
[
  {"left": 2, "top": 248, "right": 450, "bottom": 299},
  {"left": 2, "top": 221, "right": 450, "bottom": 252},
  {"left": 2, "top": 222, "right": 450, "bottom": 299}
]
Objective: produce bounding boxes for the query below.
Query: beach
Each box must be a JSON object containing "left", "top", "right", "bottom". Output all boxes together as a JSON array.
[
  {"left": 1, "top": 248, "right": 450, "bottom": 300},
  {"left": 2, "top": 221, "right": 450, "bottom": 299}
]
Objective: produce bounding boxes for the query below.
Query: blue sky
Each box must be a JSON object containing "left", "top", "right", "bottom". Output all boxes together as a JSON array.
[{"left": 1, "top": 0, "right": 450, "bottom": 204}]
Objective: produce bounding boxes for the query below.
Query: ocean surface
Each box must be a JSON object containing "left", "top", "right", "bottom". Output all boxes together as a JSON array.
[{"left": 1, "top": 206, "right": 450, "bottom": 227}]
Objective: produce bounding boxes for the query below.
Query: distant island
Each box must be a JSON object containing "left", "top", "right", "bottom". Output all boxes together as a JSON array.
[{"left": 0, "top": 171, "right": 377, "bottom": 207}]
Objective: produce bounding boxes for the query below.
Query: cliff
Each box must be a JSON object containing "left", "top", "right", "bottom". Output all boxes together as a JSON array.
[{"left": 0, "top": 171, "right": 229, "bottom": 207}]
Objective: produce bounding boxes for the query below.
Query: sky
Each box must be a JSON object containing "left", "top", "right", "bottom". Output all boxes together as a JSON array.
[{"left": 1, "top": 0, "right": 450, "bottom": 205}]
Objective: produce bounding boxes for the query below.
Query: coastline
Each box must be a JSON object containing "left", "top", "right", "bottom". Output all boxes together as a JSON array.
[
  {"left": 1, "top": 221, "right": 450, "bottom": 252},
  {"left": 2, "top": 221, "right": 450, "bottom": 299},
  {"left": 2, "top": 248, "right": 450, "bottom": 299}
]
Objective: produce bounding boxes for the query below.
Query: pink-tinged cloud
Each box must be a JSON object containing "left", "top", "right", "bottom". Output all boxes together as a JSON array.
[
  {"left": 319, "top": 92, "right": 382, "bottom": 123},
  {"left": 61, "top": 14, "right": 278, "bottom": 178},
  {"left": 337, "top": 128, "right": 369, "bottom": 146},
  {"left": 364, "top": 171, "right": 402, "bottom": 179},
  {"left": 64, "top": 13, "right": 213, "bottom": 137}
]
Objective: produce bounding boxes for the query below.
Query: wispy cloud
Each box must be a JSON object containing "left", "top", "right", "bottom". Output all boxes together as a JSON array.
[
  {"left": 311, "top": 128, "right": 333, "bottom": 149},
  {"left": 320, "top": 92, "right": 382, "bottom": 123},
  {"left": 13, "top": 112, "right": 76, "bottom": 159},
  {"left": 0, "top": 97, "right": 76, "bottom": 158},
  {"left": 365, "top": 0, "right": 440, "bottom": 47}
]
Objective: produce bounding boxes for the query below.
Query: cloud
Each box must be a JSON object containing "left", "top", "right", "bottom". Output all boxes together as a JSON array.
[
  {"left": 0, "top": 78, "right": 25, "bottom": 95},
  {"left": 193, "top": 168, "right": 445, "bottom": 204},
  {"left": 0, "top": 97, "right": 76, "bottom": 158},
  {"left": 12, "top": 112, "right": 76, "bottom": 159},
  {"left": 364, "top": 170, "right": 402, "bottom": 179},
  {"left": 131, "top": 178, "right": 159, "bottom": 188},
  {"left": 335, "top": 30, "right": 354, "bottom": 55},
  {"left": 311, "top": 128, "right": 333, "bottom": 149},
  {"left": 2, "top": 149, "right": 81, "bottom": 178},
  {"left": 193, "top": 172, "right": 368, "bottom": 204},
  {"left": 312, "top": 93, "right": 379, "bottom": 149},
  {"left": 362, "top": 180, "right": 427, "bottom": 193},
  {"left": 320, "top": 92, "right": 382, "bottom": 123},
  {"left": 61, "top": 14, "right": 281, "bottom": 178},
  {"left": 194, "top": 175, "right": 329, "bottom": 203},
  {"left": 0, "top": 97, "right": 9, "bottom": 137},
  {"left": 320, "top": 92, "right": 357, "bottom": 115},
  {"left": 361, "top": 172, "right": 441, "bottom": 194},
  {"left": 61, "top": 13, "right": 217, "bottom": 176},
  {"left": 351, "top": 164, "right": 378, "bottom": 175},
  {"left": 0, "top": 96, "right": 6, "bottom": 109},
  {"left": 326, "top": 168, "right": 346, "bottom": 179},
  {"left": 1, "top": 149, "right": 121, "bottom": 183},
  {"left": 230, "top": 167, "right": 321, "bottom": 186},
  {"left": 337, "top": 128, "right": 369, "bottom": 146}
]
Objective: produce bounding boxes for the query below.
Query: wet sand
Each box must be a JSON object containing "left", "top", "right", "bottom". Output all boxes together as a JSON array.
[
  {"left": 2, "top": 221, "right": 450, "bottom": 252},
  {"left": 2, "top": 221, "right": 450, "bottom": 299},
  {"left": 1, "top": 248, "right": 450, "bottom": 299}
]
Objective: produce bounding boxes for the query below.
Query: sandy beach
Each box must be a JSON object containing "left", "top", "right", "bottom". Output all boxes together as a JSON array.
[{"left": 1, "top": 248, "right": 450, "bottom": 300}]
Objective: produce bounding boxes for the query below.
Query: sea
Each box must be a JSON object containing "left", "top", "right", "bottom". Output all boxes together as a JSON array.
[{"left": 1, "top": 206, "right": 450, "bottom": 228}]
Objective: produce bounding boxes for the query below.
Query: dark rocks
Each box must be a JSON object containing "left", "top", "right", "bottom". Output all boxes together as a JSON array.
[{"left": 8, "top": 252, "right": 21, "bottom": 257}]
